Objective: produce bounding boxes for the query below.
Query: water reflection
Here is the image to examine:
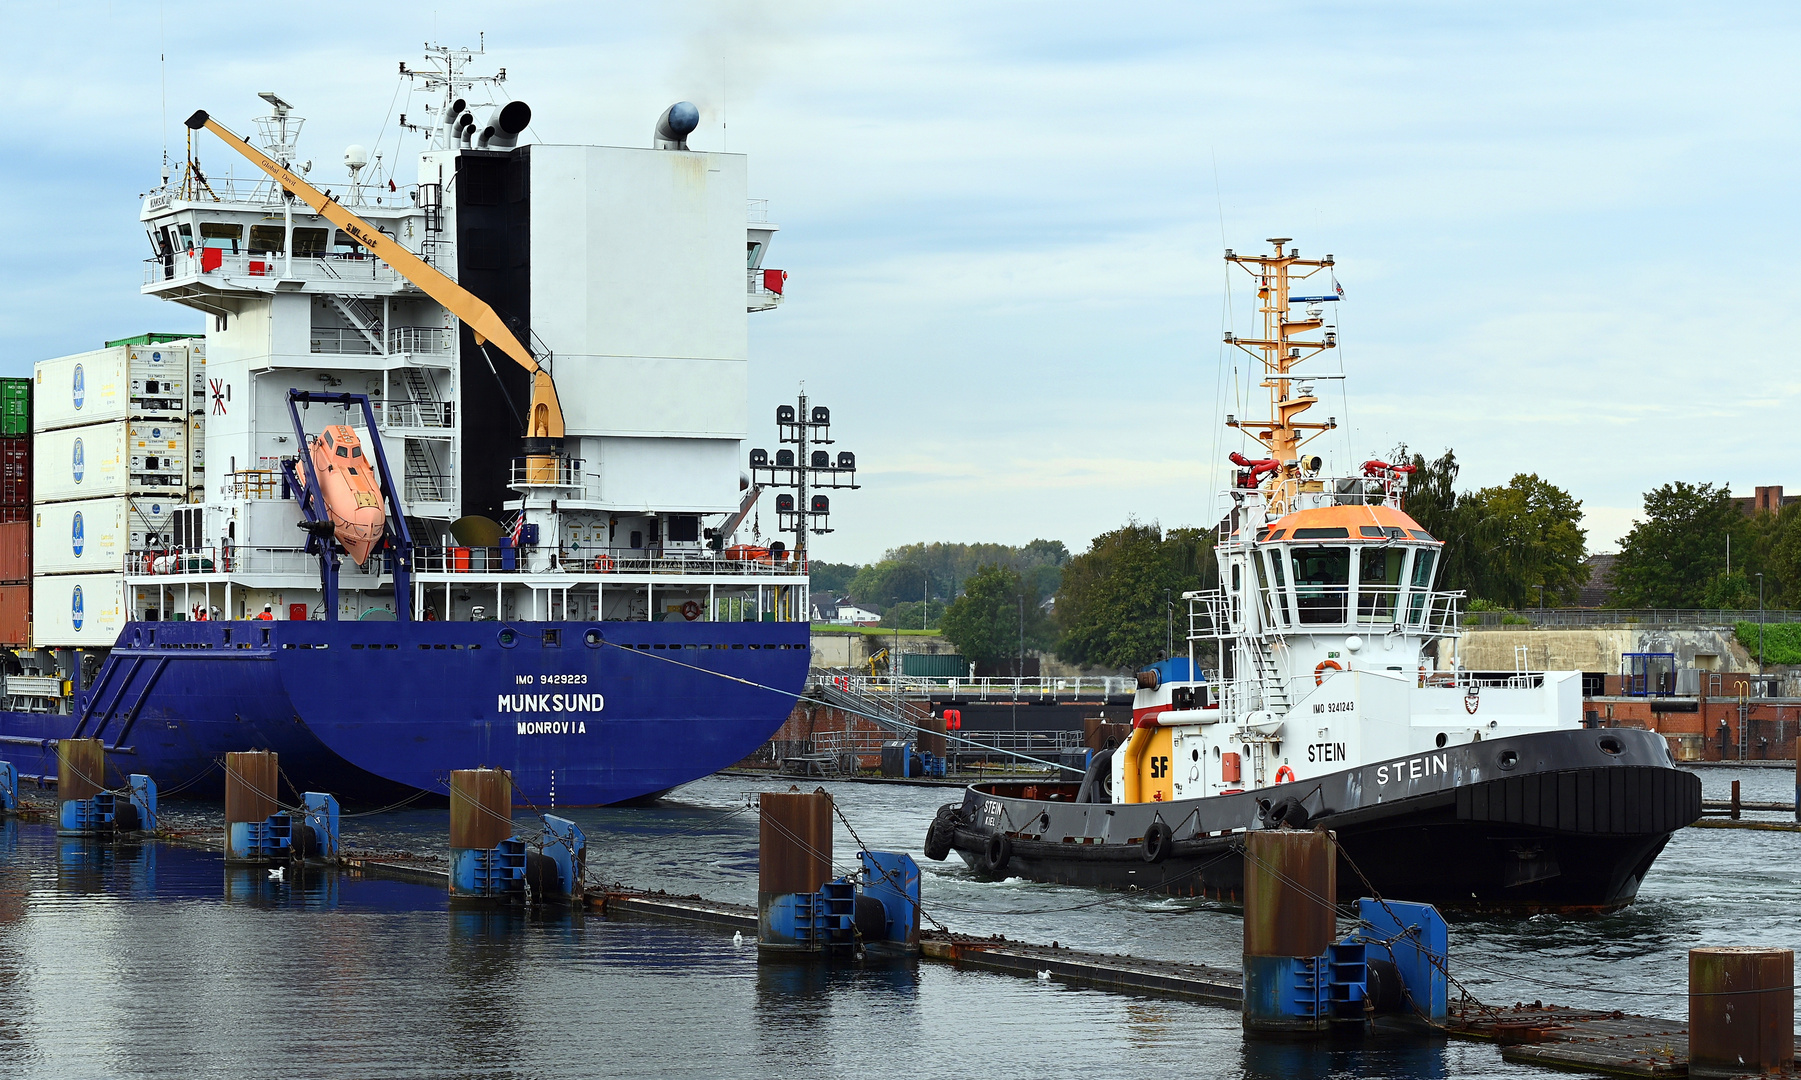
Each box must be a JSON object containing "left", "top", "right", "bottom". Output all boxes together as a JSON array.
[
  {"left": 55, "top": 838, "right": 156, "bottom": 898},
  {"left": 1244, "top": 1033, "right": 1451, "bottom": 1080},
  {"left": 222, "top": 863, "right": 340, "bottom": 908}
]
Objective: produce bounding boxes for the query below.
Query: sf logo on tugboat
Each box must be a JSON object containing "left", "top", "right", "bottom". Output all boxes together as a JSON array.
[{"left": 1149, "top": 755, "right": 1171, "bottom": 778}]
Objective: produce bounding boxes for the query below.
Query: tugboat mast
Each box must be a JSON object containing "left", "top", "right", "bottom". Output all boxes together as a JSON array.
[{"left": 1224, "top": 239, "right": 1340, "bottom": 516}]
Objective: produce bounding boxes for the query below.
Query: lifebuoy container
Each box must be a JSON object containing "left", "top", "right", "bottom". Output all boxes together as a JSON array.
[
  {"left": 1314, "top": 659, "right": 1343, "bottom": 686},
  {"left": 681, "top": 600, "right": 702, "bottom": 621},
  {"left": 592, "top": 555, "right": 614, "bottom": 572},
  {"left": 981, "top": 832, "right": 1012, "bottom": 876},
  {"left": 1142, "top": 821, "right": 1174, "bottom": 864},
  {"left": 1275, "top": 765, "right": 1296, "bottom": 783},
  {"left": 945, "top": 708, "right": 962, "bottom": 731}
]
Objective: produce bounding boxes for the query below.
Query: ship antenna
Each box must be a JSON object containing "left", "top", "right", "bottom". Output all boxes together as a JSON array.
[{"left": 159, "top": 3, "right": 169, "bottom": 189}]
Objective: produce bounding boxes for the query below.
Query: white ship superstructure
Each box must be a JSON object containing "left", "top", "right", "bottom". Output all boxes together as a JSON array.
[{"left": 40, "top": 46, "right": 807, "bottom": 634}]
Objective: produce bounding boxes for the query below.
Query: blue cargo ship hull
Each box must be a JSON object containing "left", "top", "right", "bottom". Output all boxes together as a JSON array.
[{"left": 0, "top": 618, "right": 809, "bottom": 806}]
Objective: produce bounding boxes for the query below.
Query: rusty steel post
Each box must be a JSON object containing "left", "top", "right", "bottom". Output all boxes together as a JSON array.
[
  {"left": 1690, "top": 947, "right": 1794, "bottom": 1078},
  {"left": 1243, "top": 829, "right": 1338, "bottom": 1033},
  {"left": 1731, "top": 779, "right": 1742, "bottom": 821},
  {"left": 1794, "top": 739, "right": 1799, "bottom": 822},
  {"left": 449, "top": 769, "right": 514, "bottom": 851},
  {"left": 920, "top": 714, "right": 947, "bottom": 760},
  {"left": 56, "top": 738, "right": 105, "bottom": 803},
  {"left": 758, "top": 789, "right": 833, "bottom": 947},
  {"left": 223, "top": 751, "right": 278, "bottom": 827}
]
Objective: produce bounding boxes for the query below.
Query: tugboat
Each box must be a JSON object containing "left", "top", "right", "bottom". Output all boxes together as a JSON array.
[{"left": 924, "top": 239, "right": 1700, "bottom": 912}]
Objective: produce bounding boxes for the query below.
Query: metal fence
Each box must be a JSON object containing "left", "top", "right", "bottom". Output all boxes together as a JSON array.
[
  {"left": 1463, "top": 608, "right": 1801, "bottom": 629},
  {"left": 813, "top": 672, "right": 1137, "bottom": 699}
]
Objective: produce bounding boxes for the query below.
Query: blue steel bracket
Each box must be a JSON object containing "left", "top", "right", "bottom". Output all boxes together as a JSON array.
[
  {"left": 451, "top": 837, "right": 529, "bottom": 899},
  {"left": 302, "top": 792, "right": 340, "bottom": 860},
  {"left": 226, "top": 813, "right": 295, "bottom": 862},
  {"left": 1350, "top": 898, "right": 1449, "bottom": 1022},
  {"left": 857, "top": 850, "right": 921, "bottom": 953},
  {"left": 537, "top": 815, "right": 586, "bottom": 902},
  {"left": 0, "top": 760, "right": 16, "bottom": 813},
  {"left": 127, "top": 774, "right": 157, "bottom": 832}
]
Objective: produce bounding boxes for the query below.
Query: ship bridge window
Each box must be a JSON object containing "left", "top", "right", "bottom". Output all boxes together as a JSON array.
[
  {"left": 1408, "top": 529, "right": 1435, "bottom": 542},
  {"left": 1357, "top": 548, "right": 1406, "bottom": 624},
  {"left": 333, "top": 231, "right": 364, "bottom": 255},
  {"left": 200, "top": 223, "right": 242, "bottom": 252},
  {"left": 1290, "top": 546, "right": 1349, "bottom": 624},
  {"left": 1406, "top": 548, "right": 1439, "bottom": 625},
  {"left": 747, "top": 241, "right": 764, "bottom": 267},
  {"left": 293, "top": 228, "right": 328, "bottom": 257},
  {"left": 1292, "top": 527, "right": 1349, "bottom": 539},
  {"left": 248, "top": 224, "right": 286, "bottom": 254}
]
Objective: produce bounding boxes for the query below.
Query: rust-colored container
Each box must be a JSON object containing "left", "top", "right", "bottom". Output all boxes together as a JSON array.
[
  {"left": 57, "top": 738, "right": 106, "bottom": 801},
  {"left": 0, "top": 584, "right": 27, "bottom": 646},
  {"left": 920, "top": 714, "right": 948, "bottom": 759},
  {"left": 449, "top": 768, "right": 514, "bottom": 850},
  {"left": 223, "top": 751, "right": 279, "bottom": 826},
  {"left": 1243, "top": 829, "right": 1338, "bottom": 959},
  {"left": 0, "top": 521, "right": 26, "bottom": 582},
  {"left": 1084, "top": 716, "right": 1132, "bottom": 752},
  {"left": 1690, "top": 947, "right": 1794, "bottom": 1078},
  {"left": 759, "top": 789, "right": 833, "bottom": 899}
]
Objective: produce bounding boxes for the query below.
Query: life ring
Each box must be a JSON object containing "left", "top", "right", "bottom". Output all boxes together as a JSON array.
[
  {"left": 1275, "top": 765, "right": 1296, "bottom": 784},
  {"left": 981, "top": 832, "right": 1013, "bottom": 876},
  {"left": 1314, "top": 659, "right": 1343, "bottom": 686},
  {"left": 1142, "top": 821, "right": 1174, "bottom": 864},
  {"left": 592, "top": 555, "right": 614, "bottom": 572},
  {"left": 680, "top": 600, "right": 702, "bottom": 622}
]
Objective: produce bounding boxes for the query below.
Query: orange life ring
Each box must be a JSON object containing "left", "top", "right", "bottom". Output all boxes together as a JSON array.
[
  {"left": 592, "top": 555, "right": 614, "bottom": 572},
  {"left": 1275, "top": 765, "right": 1296, "bottom": 783},
  {"left": 681, "top": 600, "right": 702, "bottom": 622},
  {"left": 1314, "top": 659, "right": 1343, "bottom": 686}
]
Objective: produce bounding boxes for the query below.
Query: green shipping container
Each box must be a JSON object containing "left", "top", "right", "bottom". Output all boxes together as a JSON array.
[
  {"left": 901, "top": 653, "right": 968, "bottom": 678},
  {"left": 0, "top": 378, "right": 27, "bottom": 436}
]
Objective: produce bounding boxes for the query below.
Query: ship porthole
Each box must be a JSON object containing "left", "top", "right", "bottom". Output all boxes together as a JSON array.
[
  {"left": 498, "top": 629, "right": 518, "bottom": 648},
  {"left": 1435, "top": 732, "right": 1447, "bottom": 748},
  {"left": 1192, "top": 749, "right": 1200, "bottom": 761},
  {"left": 584, "top": 629, "right": 603, "bottom": 647},
  {"left": 1598, "top": 736, "right": 1623, "bottom": 756},
  {"left": 1497, "top": 750, "right": 1518, "bottom": 770}
]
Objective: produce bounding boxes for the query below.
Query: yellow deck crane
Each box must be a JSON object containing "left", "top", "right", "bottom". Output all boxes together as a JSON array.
[{"left": 183, "top": 109, "right": 565, "bottom": 481}]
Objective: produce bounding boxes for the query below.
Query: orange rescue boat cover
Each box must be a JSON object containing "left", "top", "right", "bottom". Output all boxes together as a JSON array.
[{"left": 302, "top": 424, "right": 386, "bottom": 566}]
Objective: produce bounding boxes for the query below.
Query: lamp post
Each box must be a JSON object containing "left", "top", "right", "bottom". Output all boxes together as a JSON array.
[
  {"left": 1165, "top": 588, "right": 1174, "bottom": 660},
  {"left": 1757, "top": 572, "right": 1765, "bottom": 675}
]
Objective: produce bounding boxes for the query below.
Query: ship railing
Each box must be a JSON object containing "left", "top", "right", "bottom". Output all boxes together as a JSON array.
[
  {"left": 144, "top": 249, "right": 404, "bottom": 288},
  {"left": 1187, "top": 586, "right": 1463, "bottom": 639},
  {"left": 747, "top": 268, "right": 786, "bottom": 307},
  {"left": 509, "top": 457, "right": 585, "bottom": 489},
  {"left": 387, "top": 326, "right": 454, "bottom": 356},
  {"left": 817, "top": 673, "right": 1138, "bottom": 699},
  {"left": 377, "top": 400, "right": 454, "bottom": 430},
  {"left": 310, "top": 327, "right": 382, "bottom": 355},
  {"left": 412, "top": 548, "right": 809, "bottom": 577},
  {"left": 747, "top": 198, "right": 770, "bottom": 223},
  {"left": 224, "top": 469, "right": 284, "bottom": 501}
]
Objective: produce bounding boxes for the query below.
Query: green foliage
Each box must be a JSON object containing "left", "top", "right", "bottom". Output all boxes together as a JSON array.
[
  {"left": 1704, "top": 570, "right": 1756, "bottom": 610},
  {"left": 938, "top": 565, "right": 1054, "bottom": 668},
  {"left": 879, "top": 598, "right": 948, "bottom": 630},
  {"left": 1395, "top": 446, "right": 1587, "bottom": 606},
  {"left": 846, "top": 540, "right": 1070, "bottom": 609},
  {"left": 1609, "top": 482, "right": 1742, "bottom": 608},
  {"left": 1052, "top": 523, "right": 1216, "bottom": 671},
  {"left": 1466, "top": 598, "right": 1505, "bottom": 612},
  {"left": 809, "top": 561, "right": 859, "bottom": 598},
  {"left": 1735, "top": 621, "right": 1801, "bottom": 666}
]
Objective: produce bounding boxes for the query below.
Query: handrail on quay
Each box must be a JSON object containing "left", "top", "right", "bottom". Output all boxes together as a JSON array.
[
  {"left": 812, "top": 671, "right": 1138, "bottom": 699},
  {"left": 1464, "top": 607, "right": 1801, "bottom": 628}
]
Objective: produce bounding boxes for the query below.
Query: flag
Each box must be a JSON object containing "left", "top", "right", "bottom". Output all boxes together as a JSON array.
[
  {"left": 509, "top": 513, "right": 524, "bottom": 545},
  {"left": 1335, "top": 278, "right": 1345, "bottom": 299}
]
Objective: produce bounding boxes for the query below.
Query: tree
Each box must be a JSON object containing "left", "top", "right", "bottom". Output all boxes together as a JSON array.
[
  {"left": 1052, "top": 523, "right": 1215, "bottom": 671},
  {"left": 809, "top": 561, "right": 859, "bottom": 598},
  {"left": 846, "top": 539, "right": 1071, "bottom": 609},
  {"left": 1609, "top": 482, "right": 1742, "bottom": 608},
  {"left": 938, "top": 565, "right": 1053, "bottom": 669},
  {"left": 1457, "top": 474, "right": 1588, "bottom": 607}
]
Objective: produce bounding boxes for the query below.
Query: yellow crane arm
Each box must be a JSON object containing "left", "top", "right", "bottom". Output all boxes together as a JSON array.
[{"left": 183, "top": 110, "right": 564, "bottom": 442}]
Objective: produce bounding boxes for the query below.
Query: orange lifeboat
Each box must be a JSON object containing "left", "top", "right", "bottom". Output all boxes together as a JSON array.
[{"left": 301, "top": 424, "right": 386, "bottom": 566}]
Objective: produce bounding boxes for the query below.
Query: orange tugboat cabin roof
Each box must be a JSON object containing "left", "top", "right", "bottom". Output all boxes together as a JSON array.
[{"left": 1254, "top": 503, "right": 1440, "bottom": 544}]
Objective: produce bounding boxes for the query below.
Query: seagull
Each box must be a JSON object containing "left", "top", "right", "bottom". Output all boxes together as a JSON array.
[
  {"left": 268, "top": 866, "right": 285, "bottom": 883},
  {"left": 1037, "top": 969, "right": 1051, "bottom": 981},
  {"left": 732, "top": 931, "right": 744, "bottom": 946}
]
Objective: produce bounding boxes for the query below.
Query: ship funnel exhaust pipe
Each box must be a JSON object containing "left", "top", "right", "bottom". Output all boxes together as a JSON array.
[
  {"left": 654, "top": 101, "right": 700, "bottom": 150},
  {"left": 477, "top": 100, "right": 532, "bottom": 149}
]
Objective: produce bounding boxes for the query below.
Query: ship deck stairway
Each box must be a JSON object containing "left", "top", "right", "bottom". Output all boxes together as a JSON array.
[
  {"left": 1248, "top": 639, "right": 1292, "bottom": 715},
  {"left": 325, "top": 294, "right": 384, "bottom": 353}
]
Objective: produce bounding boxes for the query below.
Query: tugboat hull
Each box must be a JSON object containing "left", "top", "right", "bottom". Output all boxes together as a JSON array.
[{"left": 935, "top": 728, "right": 1700, "bottom": 913}]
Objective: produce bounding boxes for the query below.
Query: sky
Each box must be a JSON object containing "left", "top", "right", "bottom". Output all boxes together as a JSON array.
[{"left": 3, "top": 1, "right": 1796, "bottom": 566}]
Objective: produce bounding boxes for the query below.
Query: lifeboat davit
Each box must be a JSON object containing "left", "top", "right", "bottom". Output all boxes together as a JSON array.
[{"left": 301, "top": 424, "right": 386, "bottom": 566}]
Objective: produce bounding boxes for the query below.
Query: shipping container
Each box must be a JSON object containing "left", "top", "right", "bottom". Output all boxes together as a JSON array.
[
  {"left": 0, "top": 436, "right": 26, "bottom": 507},
  {"left": 33, "top": 344, "right": 192, "bottom": 432},
  {"left": 0, "top": 520, "right": 26, "bottom": 581},
  {"left": 901, "top": 653, "right": 969, "bottom": 678},
  {"left": 1, "top": 377, "right": 29, "bottom": 436},
  {"left": 34, "top": 421, "right": 186, "bottom": 503},
  {"left": 31, "top": 497, "right": 172, "bottom": 575},
  {"left": 32, "top": 572, "right": 126, "bottom": 648},
  {"left": 0, "top": 583, "right": 27, "bottom": 646}
]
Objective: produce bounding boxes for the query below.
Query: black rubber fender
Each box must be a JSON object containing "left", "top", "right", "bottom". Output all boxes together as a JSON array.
[
  {"left": 1142, "top": 821, "right": 1174, "bottom": 864},
  {"left": 525, "top": 852, "right": 561, "bottom": 898},
  {"left": 1365, "top": 957, "right": 1406, "bottom": 1014},
  {"left": 854, "top": 894, "right": 889, "bottom": 941},
  {"left": 290, "top": 821, "right": 321, "bottom": 860},
  {"left": 111, "top": 801, "right": 141, "bottom": 833},
  {"left": 923, "top": 804, "right": 958, "bottom": 861},
  {"left": 1076, "top": 747, "right": 1114, "bottom": 804},
  {"left": 980, "top": 831, "right": 1013, "bottom": 876}
]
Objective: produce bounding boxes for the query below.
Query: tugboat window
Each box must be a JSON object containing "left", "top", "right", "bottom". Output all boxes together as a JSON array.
[
  {"left": 248, "top": 224, "right": 286, "bottom": 253},
  {"left": 1290, "top": 547, "right": 1349, "bottom": 624},
  {"left": 1407, "top": 549, "right": 1438, "bottom": 624},
  {"left": 1357, "top": 547, "right": 1406, "bottom": 624},
  {"left": 200, "top": 222, "right": 242, "bottom": 252}
]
